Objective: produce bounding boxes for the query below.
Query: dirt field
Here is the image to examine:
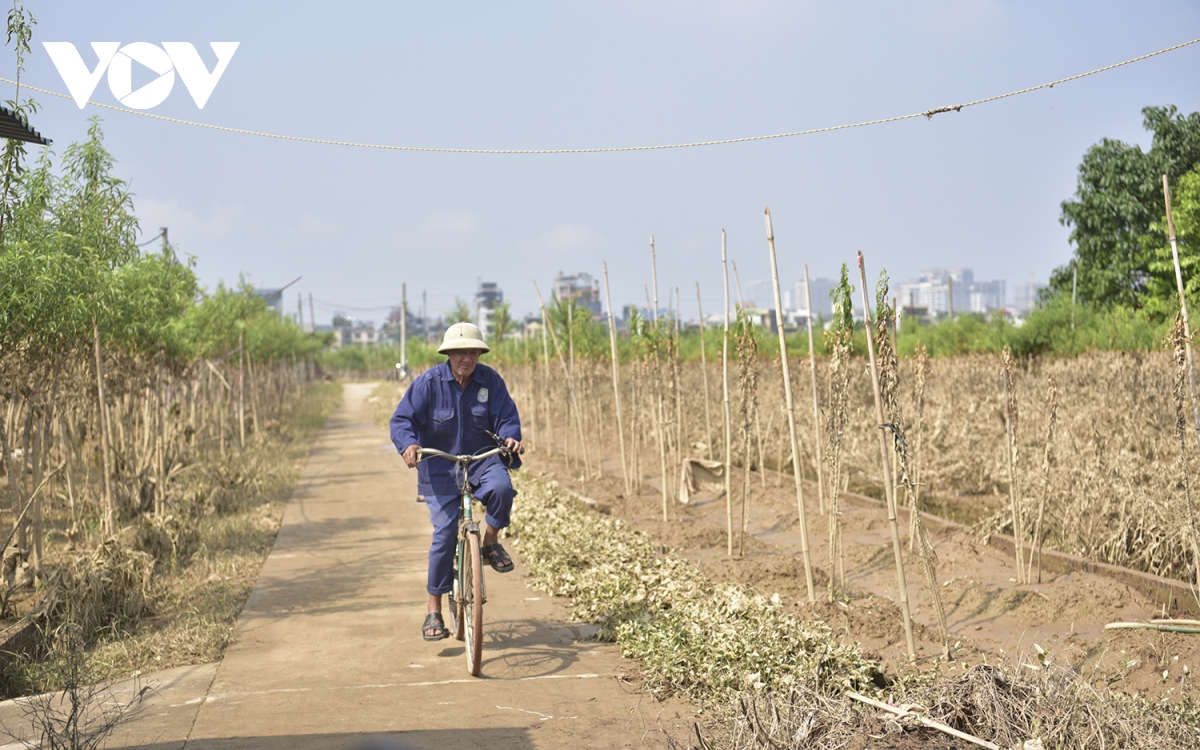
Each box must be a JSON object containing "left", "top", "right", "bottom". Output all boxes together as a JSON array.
[{"left": 527, "top": 449, "right": 1200, "bottom": 707}]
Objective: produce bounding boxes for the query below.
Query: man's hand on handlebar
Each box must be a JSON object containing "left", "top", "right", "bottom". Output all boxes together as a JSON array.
[
  {"left": 402, "top": 444, "right": 421, "bottom": 469},
  {"left": 502, "top": 437, "right": 524, "bottom": 456}
]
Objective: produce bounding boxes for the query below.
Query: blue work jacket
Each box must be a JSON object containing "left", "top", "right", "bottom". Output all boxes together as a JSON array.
[{"left": 390, "top": 361, "right": 523, "bottom": 495}]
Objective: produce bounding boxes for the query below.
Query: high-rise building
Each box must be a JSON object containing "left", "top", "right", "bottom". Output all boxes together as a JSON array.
[
  {"left": 1012, "top": 276, "right": 1046, "bottom": 312},
  {"left": 898, "top": 268, "right": 1005, "bottom": 316},
  {"left": 794, "top": 277, "right": 836, "bottom": 318},
  {"left": 474, "top": 281, "right": 503, "bottom": 337},
  {"left": 551, "top": 272, "right": 602, "bottom": 319}
]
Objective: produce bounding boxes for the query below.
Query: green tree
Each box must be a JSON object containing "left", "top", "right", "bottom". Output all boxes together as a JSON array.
[
  {"left": 1143, "top": 166, "right": 1200, "bottom": 316},
  {"left": 489, "top": 300, "right": 513, "bottom": 345},
  {"left": 1050, "top": 105, "right": 1200, "bottom": 308},
  {"left": 448, "top": 297, "right": 472, "bottom": 324}
]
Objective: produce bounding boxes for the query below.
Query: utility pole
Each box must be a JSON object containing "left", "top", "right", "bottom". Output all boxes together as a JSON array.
[
  {"left": 298, "top": 292, "right": 304, "bottom": 329},
  {"left": 1071, "top": 261, "right": 1078, "bottom": 330},
  {"left": 400, "top": 282, "right": 408, "bottom": 370},
  {"left": 308, "top": 293, "right": 316, "bottom": 334}
]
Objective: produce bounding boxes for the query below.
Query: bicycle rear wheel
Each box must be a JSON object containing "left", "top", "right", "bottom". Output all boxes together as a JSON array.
[{"left": 464, "top": 531, "right": 484, "bottom": 675}]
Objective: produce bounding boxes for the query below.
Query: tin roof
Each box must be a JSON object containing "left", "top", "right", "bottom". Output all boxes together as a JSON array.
[{"left": 0, "top": 105, "right": 49, "bottom": 145}]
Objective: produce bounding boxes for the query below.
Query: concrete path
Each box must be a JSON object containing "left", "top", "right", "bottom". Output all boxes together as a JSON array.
[{"left": 0, "top": 383, "right": 691, "bottom": 750}]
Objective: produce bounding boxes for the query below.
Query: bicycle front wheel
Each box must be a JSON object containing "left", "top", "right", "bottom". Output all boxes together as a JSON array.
[{"left": 464, "top": 531, "right": 484, "bottom": 676}]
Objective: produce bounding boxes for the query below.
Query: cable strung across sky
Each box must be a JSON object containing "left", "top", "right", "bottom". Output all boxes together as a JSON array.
[{"left": 3, "top": 36, "right": 1198, "bottom": 154}]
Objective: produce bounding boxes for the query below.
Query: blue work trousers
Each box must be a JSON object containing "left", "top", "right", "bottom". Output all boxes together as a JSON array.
[{"left": 426, "top": 461, "right": 515, "bottom": 595}]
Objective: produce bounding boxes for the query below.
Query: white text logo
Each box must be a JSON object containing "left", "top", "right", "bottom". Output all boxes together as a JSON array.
[{"left": 43, "top": 42, "right": 239, "bottom": 110}]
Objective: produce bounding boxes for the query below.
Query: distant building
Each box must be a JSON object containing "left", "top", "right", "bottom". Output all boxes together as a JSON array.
[
  {"left": 253, "top": 288, "right": 285, "bottom": 316},
  {"left": 898, "top": 268, "right": 1005, "bottom": 316},
  {"left": 1012, "top": 276, "right": 1046, "bottom": 313},
  {"left": 552, "top": 272, "right": 602, "bottom": 319},
  {"left": 794, "top": 277, "right": 836, "bottom": 319},
  {"left": 350, "top": 324, "right": 380, "bottom": 347},
  {"left": 473, "top": 281, "right": 504, "bottom": 338},
  {"left": 970, "top": 280, "right": 1006, "bottom": 314}
]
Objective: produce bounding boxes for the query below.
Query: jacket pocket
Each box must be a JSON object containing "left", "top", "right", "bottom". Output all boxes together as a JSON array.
[{"left": 430, "top": 408, "right": 455, "bottom": 439}]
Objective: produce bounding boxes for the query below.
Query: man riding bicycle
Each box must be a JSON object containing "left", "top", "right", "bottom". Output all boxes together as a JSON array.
[{"left": 390, "top": 322, "right": 525, "bottom": 641}]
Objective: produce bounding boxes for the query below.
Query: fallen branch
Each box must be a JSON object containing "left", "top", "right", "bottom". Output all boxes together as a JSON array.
[{"left": 846, "top": 691, "right": 1001, "bottom": 750}]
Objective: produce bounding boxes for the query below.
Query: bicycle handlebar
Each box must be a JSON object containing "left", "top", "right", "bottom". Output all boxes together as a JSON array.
[{"left": 417, "top": 446, "right": 507, "bottom": 463}]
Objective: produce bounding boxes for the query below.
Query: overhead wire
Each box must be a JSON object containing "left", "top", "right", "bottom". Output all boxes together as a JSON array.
[{"left": 2, "top": 37, "right": 1197, "bottom": 154}]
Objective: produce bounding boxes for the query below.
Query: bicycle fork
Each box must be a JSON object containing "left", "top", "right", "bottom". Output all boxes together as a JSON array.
[{"left": 452, "top": 492, "right": 487, "bottom": 606}]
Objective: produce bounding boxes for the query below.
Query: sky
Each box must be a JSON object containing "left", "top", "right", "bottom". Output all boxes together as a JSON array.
[{"left": 11, "top": 1, "right": 1200, "bottom": 326}]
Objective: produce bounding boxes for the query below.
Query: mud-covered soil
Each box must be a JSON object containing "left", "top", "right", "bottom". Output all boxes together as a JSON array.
[{"left": 528, "top": 450, "right": 1200, "bottom": 706}]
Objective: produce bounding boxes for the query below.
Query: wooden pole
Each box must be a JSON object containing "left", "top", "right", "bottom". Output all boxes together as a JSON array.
[
  {"left": 650, "top": 234, "right": 659, "bottom": 323},
  {"left": 650, "top": 238, "right": 670, "bottom": 519},
  {"left": 1164, "top": 174, "right": 1200, "bottom": 452},
  {"left": 674, "top": 286, "right": 682, "bottom": 469},
  {"left": 722, "top": 230, "right": 734, "bottom": 557},
  {"left": 92, "top": 320, "right": 114, "bottom": 537},
  {"left": 532, "top": 280, "right": 591, "bottom": 493},
  {"left": 696, "top": 283, "right": 714, "bottom": 460},
  {"left": 803, "top": 265, "right": 826, "bottom": 515},
  {"left": 764, "top": 208, "right": 815, "bottom": 602},
  {"left": 400, "top": 282, "right": 408, "bottom": 371},
  {"left": 856, "top": 250, "right": 916, "bottom": 660},
  {"left": 541, "top": 310, "right": 553, "bottom": 455},
  {"left": 567, "top": 299, "right": 578, "bottom": 471},
  {"left": 238, "top": 331, "right": 246, "bottom": 449},
  {"left": 603, "top": 262, "right": 631, "bottom": 495}
]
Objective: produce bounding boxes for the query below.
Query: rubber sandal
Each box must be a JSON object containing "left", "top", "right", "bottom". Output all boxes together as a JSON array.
[
  {"left": 481, "top": 543, "right": 514, "bottom": 573},
  {"left": 422, "top": 612, "right": 449, "bottom": 641}
]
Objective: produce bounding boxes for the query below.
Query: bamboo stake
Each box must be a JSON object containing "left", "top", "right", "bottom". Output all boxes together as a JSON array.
[
  {"left": 650, "top": 234, "right": 659, "bottom": 323},
  {"left": 696, "top": 283, "right": 714, "bottom": 460},
  {"left": 567, "top": 299, "right": 578, "bottom": 472},
  {"left": 856, "top": 250, "right": 916, "bottom": 660},
  {"left": 603, "top": 262, "right": 631, "bottom": 496},
  {"left": 1029, "top": 375, "right": 1058, "bottom": 584},
  {"left": 92, "top": 320, "right": 114, "bottom": 537},
  {"left": 238, "top": 331, "right": 246, "bottom": 449},
  {"left": 1164, "top": 174, "right": 1200, "bottom": 453},
  {"left": 722, "top": 230, "right": 735, "bottom": 558},
  {"left": 533, "top": 280, "right": 590, "bottom": 493},
  {"left": 649, "top": 239, "right": 670, "bottom": 519},
  {"left": 1002, "top": 345, "right": 1025, "bottom": 584},
  {"left": 673, "top": 286, "right": 683, "bottom": 472},
  {"left": 541, "top": 311, "right": 553, "bottom": 455},
  {"left": 803, "top": 265, "right": 826, "bottom": 515},
  {"left": 765, "top": 207, "right": 815, "bottom": 603}
]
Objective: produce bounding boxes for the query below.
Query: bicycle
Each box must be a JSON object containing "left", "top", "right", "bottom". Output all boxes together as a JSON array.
[{"left": 417, "top": 437, "right": 511, "bottom": 676}]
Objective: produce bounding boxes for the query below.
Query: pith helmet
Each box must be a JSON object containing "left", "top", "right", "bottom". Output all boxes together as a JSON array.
[{"left": 438, "top": 322, "right": 490, "bottom": 354}]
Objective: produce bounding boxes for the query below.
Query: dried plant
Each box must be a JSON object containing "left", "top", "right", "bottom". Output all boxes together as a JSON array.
[
  {"left": 1001, "top": 345, "right": 1026, "bottom": 583},
  {"left": 735, "top": 309, "right": 759, "bottom": 556},
  {"left": 824, "top": 266, "right": 855, "bottom": 597},
  {"left": 1028, "top": 375, "right": 1059, "bottom": 583},
  {"left": 875, "top": 282, "right": 948, "bottom": 657},
  {"left": 1169, "top": 313, "right": 1200, "bottom": 592}
]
